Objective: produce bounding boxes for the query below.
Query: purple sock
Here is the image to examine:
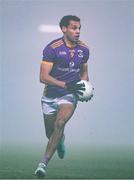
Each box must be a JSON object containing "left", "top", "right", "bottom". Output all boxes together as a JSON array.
[{"left": 41, "top": 155, "right": 50, "bottom": 166}]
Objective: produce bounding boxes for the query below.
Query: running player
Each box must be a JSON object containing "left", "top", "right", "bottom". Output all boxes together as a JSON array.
[{"left": 35, "top": 15, "right": 92, "bottom": 178}]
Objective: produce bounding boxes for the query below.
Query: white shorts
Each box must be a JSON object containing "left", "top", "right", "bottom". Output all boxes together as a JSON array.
[{"left": 41, "top": 94, "right": 77, "bottom": 115}]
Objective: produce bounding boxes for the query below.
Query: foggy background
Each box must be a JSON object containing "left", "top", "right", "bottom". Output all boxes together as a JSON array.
[{"left": 0, "top": 0, "right": 133, "bottom": 148}]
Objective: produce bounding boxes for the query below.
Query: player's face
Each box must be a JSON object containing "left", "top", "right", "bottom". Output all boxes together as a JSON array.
[{"left": 63, "top": 21, "right": 81, "bottom": 43}]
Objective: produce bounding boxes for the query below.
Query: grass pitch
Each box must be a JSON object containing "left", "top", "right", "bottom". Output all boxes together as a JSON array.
[{"left": 0, "top": 144, "right": 134, "bottom": 179}]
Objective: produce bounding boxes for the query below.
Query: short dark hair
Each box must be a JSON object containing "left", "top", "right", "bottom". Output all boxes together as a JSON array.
[{"left": 59, "top": 15, "right": 80, "bottom": 29}]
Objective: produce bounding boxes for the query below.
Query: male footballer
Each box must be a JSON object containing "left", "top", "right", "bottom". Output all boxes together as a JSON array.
[{"left": 35, "top": 15, "right": 92, "bottom": 177}]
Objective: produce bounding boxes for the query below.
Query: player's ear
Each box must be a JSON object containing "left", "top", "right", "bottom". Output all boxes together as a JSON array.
[{"left": 62, "top": 26, "right": 67, "bottom": 33}]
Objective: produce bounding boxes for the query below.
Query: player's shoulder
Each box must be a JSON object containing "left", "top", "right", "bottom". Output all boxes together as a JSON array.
[
  {"left": 77, "top": 40, "right": 89, "bottom": 50},
  {"left": 47, "top": 37, "right": 64, "bottom": 49}
]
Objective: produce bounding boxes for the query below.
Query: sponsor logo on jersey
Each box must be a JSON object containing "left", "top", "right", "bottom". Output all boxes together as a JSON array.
[
  {"left": 58, "top": 67, "right": 80, "bottom": 73},
  {"left": 69, "top": 61, "right": 75, "bottom": 68}
]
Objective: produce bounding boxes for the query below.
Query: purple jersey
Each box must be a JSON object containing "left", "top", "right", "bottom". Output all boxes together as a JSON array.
[{"left": 42, "top": 37, "right": 89, "bottom": 98}]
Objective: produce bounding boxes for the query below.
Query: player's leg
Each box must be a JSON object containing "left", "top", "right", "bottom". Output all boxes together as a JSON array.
[
  {"left": 43, "top": 114, "right": 56, "bottom": 139},
  {"left": 35, "top": 114, "right": 57, "bottom": 178},
  {"left": 43, "top": 113, "right": 65, "bottom": 159},
  {"left": 42, "top": 103, "right": 76, "bottom": 164},
  {"left": 41, "top": 96, "right": 58, "bottom": 139},
  {"left": 57, "top": 133, "right": 65, "bottom": 159},
  {"left": 35, "top": 104, "right": 75, "bottom": 177},
  {"left": 35, "top": 95, "right": 77, "bottom": 177},
  {"left": 35, "top": 97, "right": 57, "bottom": 177}
]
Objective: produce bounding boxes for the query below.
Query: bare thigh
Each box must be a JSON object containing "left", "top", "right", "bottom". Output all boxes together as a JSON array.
[
  {"left": 55, "top": 103, "right": 76, "bottom": 129},
  {"left": 43, "top": 103, "right": 76, "bottom": 159},
  {"left": 43, "top": 102, "right": 76, "bottom": 138}
]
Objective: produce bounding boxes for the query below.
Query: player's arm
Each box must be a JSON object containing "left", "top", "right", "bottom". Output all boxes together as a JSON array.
[
  {"left": 40, "top": 61, "right": 85, "bottom": 92},
  {"left": 40, "top": 61, "right": 66, "bottom": 88},
  {"left": 80, "top": 63, "right": 89, "bottom": 81}
]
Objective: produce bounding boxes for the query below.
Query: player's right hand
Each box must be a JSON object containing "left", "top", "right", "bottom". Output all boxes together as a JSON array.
[{"left": 65, "top": 80, "right": 85, "bottom": 93}]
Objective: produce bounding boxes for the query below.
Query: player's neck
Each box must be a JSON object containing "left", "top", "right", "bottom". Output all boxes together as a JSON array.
[{"left": 63, "top": 36, "right": 77, "bottom": 48}]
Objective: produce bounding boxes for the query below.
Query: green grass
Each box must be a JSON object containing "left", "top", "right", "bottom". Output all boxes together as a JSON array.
[{"left": 0, "top": 144, "right": 134, "bottom": 179}]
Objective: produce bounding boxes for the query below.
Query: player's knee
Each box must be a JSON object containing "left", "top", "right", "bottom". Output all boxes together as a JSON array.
[{"left": 55, "top": 120, "right": 65, "bottom": 130}]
